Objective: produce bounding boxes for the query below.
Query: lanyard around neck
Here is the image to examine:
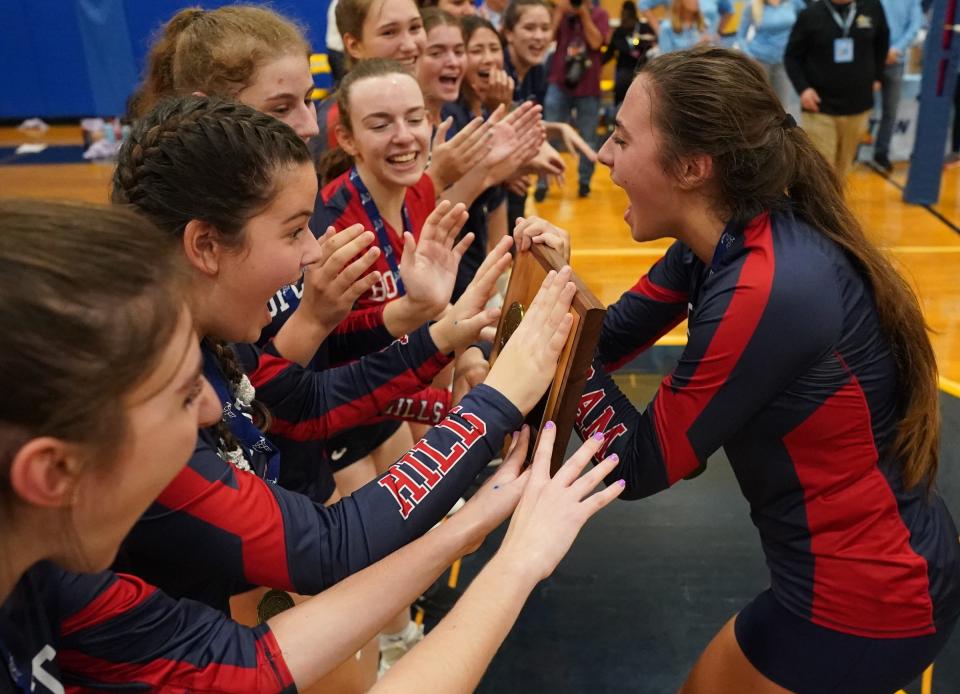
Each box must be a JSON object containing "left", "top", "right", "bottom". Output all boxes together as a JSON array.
[
  {"left": 825, "top": 1, "right": 857, "bottom": 37},
  {"left": 349, "top": 166, "right": 410, "bottom": 296},
  {"left": 0, "top": 638, "right": 30, "bottom": 693}
]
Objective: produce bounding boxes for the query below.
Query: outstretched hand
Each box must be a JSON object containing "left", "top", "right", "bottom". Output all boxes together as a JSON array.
[
  {"left": 483, "top": 266, "right": 577, "bottom": 413},
  {"left": 495, "top": 422, "right": 624, "bottom": 583},
  {"left": 399, "top": 200, "right": 471, "bottom": 316},
  {"left": 428, "top": 114, "right": 493, "bottom": 190},
  {"left": 428, "top": 235, "right": 514, "bottom": 354},
  {"left": 299, "top": 223, "right": 382, "bottom": 331},
  {"left": 449, "top": 426, "right": 534, "bottom": 554}
]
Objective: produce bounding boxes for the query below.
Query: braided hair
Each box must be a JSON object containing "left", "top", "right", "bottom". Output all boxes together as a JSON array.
[
  {"left": 113, "top": 95, "right": 308, "bottom": 464},
  {"left": 113, "top": 95, "right": 310, "bottom": 242}
]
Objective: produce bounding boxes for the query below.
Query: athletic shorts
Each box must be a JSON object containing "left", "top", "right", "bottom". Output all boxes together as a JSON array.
[
  {"left": 325, "top": 419, "right": 403, "bottom": 472},
  {"left": 735, "top": 589, "right": 957, "bottom": 694}
]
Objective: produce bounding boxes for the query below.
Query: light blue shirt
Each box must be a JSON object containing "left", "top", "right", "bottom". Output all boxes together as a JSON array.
[
  {"left": 879, "top": 0, "right": 923, "bottom": 60},
  {"left": 736, "top": 0, "right": 802, "bottom": 65},
  {"left": 641, "top": 0, "right": 734, "bottom": 35},
  {"left": 657, "top": 18, "right": 705, "bottom": 52}
]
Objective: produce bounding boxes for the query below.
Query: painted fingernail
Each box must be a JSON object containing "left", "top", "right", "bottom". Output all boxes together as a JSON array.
[
  {"left": 616, "top": 479, "right": 626, "bottom": 488},
  {"left": 607, "top": 454, "right": 619, "bottom": 463},
  {"left": 513, "top": 431, "right": 520, "bottom": 438},
  {"left": 544, "top": 421, "right": 555, "bottom": 430},
  {"left": 592, "top": 431, "right": 604, "bottom": 442}
]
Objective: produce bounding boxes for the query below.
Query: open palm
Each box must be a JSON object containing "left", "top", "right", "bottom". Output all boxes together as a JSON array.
[{"left": 398, "top": 200, "right": 471, "bottom": 315}]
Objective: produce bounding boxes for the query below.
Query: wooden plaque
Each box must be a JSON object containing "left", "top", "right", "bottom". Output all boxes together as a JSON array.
[{"left": 489, "top": 245, "right": 606, "bottom": 473}]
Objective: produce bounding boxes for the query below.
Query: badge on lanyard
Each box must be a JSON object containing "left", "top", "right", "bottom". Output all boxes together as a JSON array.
[
  {"left": 826, "top": 1, "right": 857, "bottom": 64},
  {"left": 834, "top": 37, "right": 854, "bottom": 63}
]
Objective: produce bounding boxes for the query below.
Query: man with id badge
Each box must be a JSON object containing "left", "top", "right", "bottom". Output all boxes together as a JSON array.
[{"left": 785, "top": 0, "right": 889, "bottom": 179}]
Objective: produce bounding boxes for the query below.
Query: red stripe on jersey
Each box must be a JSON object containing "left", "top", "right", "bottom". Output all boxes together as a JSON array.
[
  {"left": 60, "top": 574, "right": 156, "bottom": 637},
  {"left": 783, "top": 375, "right": 935, "bottom": 638},
  {"left": 268, "top": 353, "right": 450, "bottom": 441},
  {"left": 652, "top": 214, "right": 775, "bottom": 483},
  {"left": 631, "top": 271, "right": 688, "bottom": 306},
  {"left": 60, "top": 628, "right": 294, "bottom": 692},
  {"left": 249, "top": 352, "right": 291, "bottom": 390},
  {"left": 332, "top": 304, "right": 387, "bottom": 336},
  {"left": 156, "top": 466, "right": 293, "bottom": 589}
]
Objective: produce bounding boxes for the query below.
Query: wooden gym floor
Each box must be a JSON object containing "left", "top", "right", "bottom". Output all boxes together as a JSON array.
[{"left": 1, "top": 125, "right": 958, "bottom": 692}]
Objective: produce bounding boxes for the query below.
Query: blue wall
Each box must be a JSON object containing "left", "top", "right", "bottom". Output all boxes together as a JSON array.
[{"left": 0, "top": 0, "right": 330, "bottom": 119}]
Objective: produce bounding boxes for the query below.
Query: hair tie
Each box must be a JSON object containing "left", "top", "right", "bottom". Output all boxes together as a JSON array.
[{"left": 781, "top": 113, "right": 797, "bottom": 130}]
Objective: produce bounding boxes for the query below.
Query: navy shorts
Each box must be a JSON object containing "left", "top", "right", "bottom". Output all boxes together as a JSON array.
[
  {"left": 325, "top": 419, "right": 403, "bottom": 472},
  {"left": 735, "top": 589, "right": 957, "bottom": 694}
]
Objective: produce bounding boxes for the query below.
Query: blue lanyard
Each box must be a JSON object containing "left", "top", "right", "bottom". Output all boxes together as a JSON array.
[
  {"left": 0, "top": 638, "right": 30, "bottom": 693},
  {"left": 710, "top": 230, "right": 738, "bottom": 273},
  {"left": 825, "top": 1, "right": 856, "bottom": 37},
  {"left": 202, "top": 347, "right": 281, "bottom": 484},
  {"left": 349, "top": 166, "right": 410, "bottom": 296}
]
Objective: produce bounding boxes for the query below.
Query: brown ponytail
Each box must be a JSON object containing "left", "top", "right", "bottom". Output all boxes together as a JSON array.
[
  {"left": 134, "top": 5, "right": 310, "bottom": 118},
  {"left": 640, "top": 47, "right": 940, "bottom": 490}
]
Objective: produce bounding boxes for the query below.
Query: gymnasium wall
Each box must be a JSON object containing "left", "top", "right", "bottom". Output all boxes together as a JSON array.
[{"left": 0, "top": 0, "right": 330, "bottom": 120}]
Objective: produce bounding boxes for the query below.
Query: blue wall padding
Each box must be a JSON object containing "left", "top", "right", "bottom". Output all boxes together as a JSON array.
[{"left": 1, "top": 0, "right": 330, "bottom": 119}]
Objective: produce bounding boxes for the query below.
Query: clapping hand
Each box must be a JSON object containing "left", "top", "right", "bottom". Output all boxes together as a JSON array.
[
  {"left": 299, "top": 223, "right": 382, "bottom": 332},
  {"left": 399, "top": 200, "right": 472, "bottom": 317},
  {"left": 429, "top": 235, "right": 514, "bottom": 354}
]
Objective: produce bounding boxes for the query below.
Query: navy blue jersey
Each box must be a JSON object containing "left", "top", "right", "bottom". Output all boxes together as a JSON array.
[
  {"left": 576, "top": 210, "right": 960, "bottom": 638},
  {"left": 0, "top": 562, "right": 293, "bottom": 693},
  {"left": 503, "top": 50, "right": 548, "bottom": 106},
  {"left": 117, "top": 367, "right": 520, "bottom": 613}
]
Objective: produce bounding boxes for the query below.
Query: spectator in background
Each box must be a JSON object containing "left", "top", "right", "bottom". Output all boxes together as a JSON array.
[
  {"left": 785, "top": 0, "right": 889, "bottom": 180},
  {"left": 418, "top": 0, "right": 478, "bottom": 17},
  {"left": 536, "top": 0, "right": 610, "bottom": 199},
  {"left": 479, "top": 0, "right": 509, "bottom": 30},
  {"left": 657, "top": 0, "right": 707, "bottom": 54},
  {"left": 604, "top": 1, "right": 657, "bottom": 108},
  {"left": 872, "top": 0, "right": 923, "bottom": 172},
  {"left": 737, "top": 0, "right": 803, "bottom": 109},
  {"left": 326, "top": 0, "right": 346, "bottom": 85},
  {"left": 641, "top": 0, "right": 733, "bottom": 40}
]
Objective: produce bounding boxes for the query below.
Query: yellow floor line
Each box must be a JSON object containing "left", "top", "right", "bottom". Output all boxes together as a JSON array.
[
  {"left": 886, "top": 246, "right": 960, "bottom": 253},
  {"left": 447, "top": 557, "right": 461, "bottom": 589},
  {"left": 571, "top": 248, "right": 671, "bottom": 257},
  {"left": 922, "top": 663, "right": 934, "bottom": 694},
  {"left": 940, "top": 376, "right": 960, "bottom": 398},
  {"left": 571, "top": 245, "right": 960, "bottom": 258},
  {"left": 654, "top": 334, "right": 687, "bottom": 347}
]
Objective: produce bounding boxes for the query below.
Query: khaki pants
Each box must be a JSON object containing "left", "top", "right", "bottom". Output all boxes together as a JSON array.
[{"left": 801, "top": 110, "right": 871, "bottom": 181}]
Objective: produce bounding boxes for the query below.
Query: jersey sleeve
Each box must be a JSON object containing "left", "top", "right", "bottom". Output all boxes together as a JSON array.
[
  {"left": 598, "top": 241, "right": 692, "bottom": 372},
  {"left": 576, "top": 230, "right": 842, "bottom": 499},
  {"left": 56, "top": 571, "right": 294, "bottom": 693},
  {"left": 325, "top": 304, "right": 395, "bottom": 365},
  {"left": 379, "top": 386, "right": 452, "bottom": 425},
  {"left": 241, "top": 322, "right": 451, "bottom": 441},
  {"left": 128, "top": 385, "right": 520, "bottom": 596}
]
